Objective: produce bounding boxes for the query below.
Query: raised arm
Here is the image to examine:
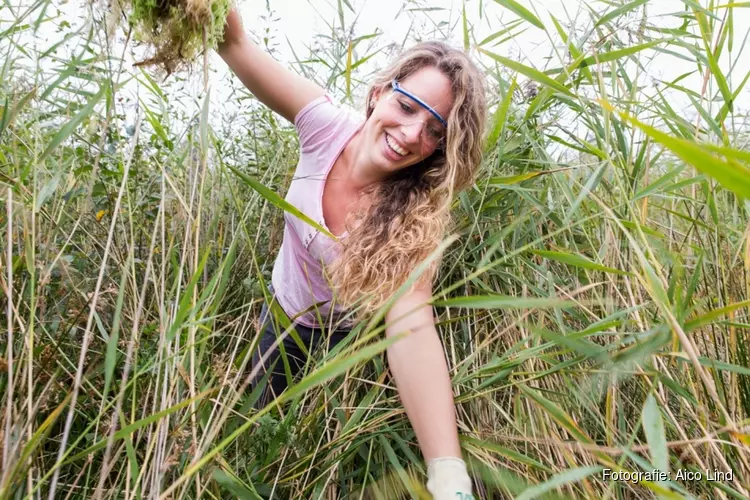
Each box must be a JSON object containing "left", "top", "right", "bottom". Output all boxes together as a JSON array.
[{"left": 217, "top": 8, "right": 325, "bottom": 123}]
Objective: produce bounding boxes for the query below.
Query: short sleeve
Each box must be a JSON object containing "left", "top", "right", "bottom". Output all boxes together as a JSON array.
[{"left": 294, "top": 94, "right": 346, "bottom": 152}]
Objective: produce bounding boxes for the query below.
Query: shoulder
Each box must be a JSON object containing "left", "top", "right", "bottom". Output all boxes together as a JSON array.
[{"left": 294, "top": 95, "right": 363, "bottom": 152}]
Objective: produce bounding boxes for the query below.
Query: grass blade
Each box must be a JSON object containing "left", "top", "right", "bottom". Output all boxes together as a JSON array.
[
  {"left": 519, "top": 385, "right": 595, "bottom": 444},
  {"left": 581, "top": 38, "right": 675, "bottom": 67},
  {"left": 642, "top": 394, "right": 669, "bottom": 474},
  {"left": 462, "top": 1, "right": 470, "bottom": 50},
  {"left": 39, "top": 84, "right": 106, "bottom": 163},
  {"left": 602, "top": 102, "right": 750, "bottom": 199},
  {"left": 433, "top": 295, "right": 575, "bottom": 309},
  {"left": 477, "top": 19, "right": 524, "bottom": 46},
  {"left": 693, "top": 9, "right": 734, "bottom": 112},
  {"left": 65, "top": 389, "right": 217, "bottom": 463},
  {"left": 478, "top": 48, "right": 574, "bottom": 96},
  {"left": 493, "top": 0, "right": 545, "bottom": 29},
  {"left": 531, "top": 249, "right": 630, "bottom": 276},
  {"left": 595, "top": 0, "right": 649, "bottom": 27},
  {"left": 516, "top": 466, "right": 603, "bottom": 500},
  {"left": 226, "top": 164, "right": 335, "bottom": 239},
  {"left": 0, "top": 87, "right": 36, "bottom": 141},
  {"left": 485, "top": 78, "right": 516, "bottom": 152},
  {"left": 162, "top": 334, "right": 403, "bottom": 498},
  {"left": 684, "top": 299, "right": 750, "bottom": 331}
]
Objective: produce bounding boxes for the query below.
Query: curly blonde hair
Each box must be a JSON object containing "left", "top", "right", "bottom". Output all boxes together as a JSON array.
[{"left": 328, "top": 41, "right": 487, "bottom": 319}]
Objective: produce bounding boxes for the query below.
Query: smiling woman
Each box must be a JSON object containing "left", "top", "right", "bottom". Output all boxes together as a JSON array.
[
  {"left": 218, "top": 7, "right": 486, "bottom": 499},
  {"left": 331, "top": 54, "right": 485, "bottom": 318}
]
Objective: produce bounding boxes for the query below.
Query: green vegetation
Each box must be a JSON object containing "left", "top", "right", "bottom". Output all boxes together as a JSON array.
[
  {"left": 1, "top": 0, "right": 749, "bottom": 498},
  {"left": 117, "top": 0, "right": 231, "bottom": 74}
]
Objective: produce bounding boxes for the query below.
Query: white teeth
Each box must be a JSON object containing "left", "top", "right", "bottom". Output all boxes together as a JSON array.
[{"left": 386, "top": 134, "right": 408, "bottom": 156}]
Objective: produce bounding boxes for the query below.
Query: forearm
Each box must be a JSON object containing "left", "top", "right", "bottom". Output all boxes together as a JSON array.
[
  {"left": 218, "top": 36, "right": 279, "bottom": 96},
  {"left": 216, "top": 8, "right": 324, "bottom": 123},
  {"left": 218, "top": 38, "right": 305, "bottom": 117},
  {"left": 385, "top": 321, "right": 462, "bottom": 462}
]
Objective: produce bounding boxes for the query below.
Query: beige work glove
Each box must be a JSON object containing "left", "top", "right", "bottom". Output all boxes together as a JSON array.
[{"left": 426, "top": 457, "right": 474, "bottom": 500}]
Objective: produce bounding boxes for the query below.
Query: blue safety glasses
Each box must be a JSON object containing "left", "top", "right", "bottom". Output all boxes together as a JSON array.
[
  {"left": 391, "top": 79, "right": 448, "bottom": 127},
  {"left": 388, "top": 79, "right": 448, "bottom": 149}
]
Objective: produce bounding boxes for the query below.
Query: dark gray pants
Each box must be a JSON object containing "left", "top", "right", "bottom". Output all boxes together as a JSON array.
[{"left": 249, "top": 301, "right": 351, "bottom": 409}]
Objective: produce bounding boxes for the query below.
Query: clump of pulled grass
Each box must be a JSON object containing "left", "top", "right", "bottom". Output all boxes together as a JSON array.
[{"left": 111, "top": 0, "right": 231, "bottom": 74}]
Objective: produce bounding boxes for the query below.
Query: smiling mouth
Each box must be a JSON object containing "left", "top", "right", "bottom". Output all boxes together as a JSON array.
[{"left": 385, "top": 133, "right": 408, "bottom": 157}]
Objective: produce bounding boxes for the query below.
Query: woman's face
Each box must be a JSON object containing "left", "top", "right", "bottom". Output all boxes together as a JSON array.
[{"left": 365, "top": 66, "right": 454, "bottom": 174}]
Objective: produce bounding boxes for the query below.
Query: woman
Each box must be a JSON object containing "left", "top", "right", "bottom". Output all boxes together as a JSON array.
[{"left": 218, "top": 8, "right": 486, "bottom": 499}]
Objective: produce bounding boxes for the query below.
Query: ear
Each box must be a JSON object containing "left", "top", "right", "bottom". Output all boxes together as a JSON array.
[{"left": 372, "top": 86, "right": 385, "bottom": 104}]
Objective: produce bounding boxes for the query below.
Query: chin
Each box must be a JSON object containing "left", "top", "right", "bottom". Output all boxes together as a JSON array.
[{"left": 381, "top": 156, "right": 417, "bottom": 173}]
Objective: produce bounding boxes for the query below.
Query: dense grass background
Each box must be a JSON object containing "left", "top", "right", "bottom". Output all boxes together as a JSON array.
[{"left": 1, "top": 0, "right": 750, "bottom": 498}]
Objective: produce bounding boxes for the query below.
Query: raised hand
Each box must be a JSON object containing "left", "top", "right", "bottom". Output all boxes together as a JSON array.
[{"left": 219, "top": 7, "right": 246, "bottom": 48}]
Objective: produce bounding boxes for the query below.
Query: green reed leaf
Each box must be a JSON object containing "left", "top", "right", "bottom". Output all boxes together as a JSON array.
[{"left": 493, "top": 0, "right": 545, "bottom": 29}]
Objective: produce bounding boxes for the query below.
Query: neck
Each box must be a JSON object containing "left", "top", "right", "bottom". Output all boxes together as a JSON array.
[{"left": 339, "top": 130, "right": 388, "bottom": 192}]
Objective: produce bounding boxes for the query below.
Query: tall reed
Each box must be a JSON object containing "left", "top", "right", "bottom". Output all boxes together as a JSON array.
[{"left": 0, "top": 0, "right": 748, "bottom": 498}]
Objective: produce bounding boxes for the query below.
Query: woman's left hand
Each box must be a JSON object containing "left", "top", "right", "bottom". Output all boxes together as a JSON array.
[{"left": 426, "top": 457, "right": 474, "bottom": 499}]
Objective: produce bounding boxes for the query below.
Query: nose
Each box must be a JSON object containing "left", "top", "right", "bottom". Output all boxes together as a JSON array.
[{"left": 400, "top": 120, "right": 424, "bottom": 144}]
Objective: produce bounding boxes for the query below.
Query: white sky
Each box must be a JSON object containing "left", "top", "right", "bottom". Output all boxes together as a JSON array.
[
  {"left": 230, "top": 0, "right": 750, "bottom": 98},
  {"left": 192, "top": 0, "right": 750, "bottom": 135},
  {"left": 7, "top": 0, "right": 750, "bottom": 135}
]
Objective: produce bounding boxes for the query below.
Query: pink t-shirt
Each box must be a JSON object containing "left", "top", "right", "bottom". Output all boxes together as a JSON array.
[{"left": 271, "top": 95, "right": 363, "bottom": 328}]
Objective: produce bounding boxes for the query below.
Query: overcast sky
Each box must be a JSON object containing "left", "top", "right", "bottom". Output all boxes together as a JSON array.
[
  {"left": 230, "top": 0, "right": 750, "bottom": 100},
  {"left": 9, "top": 0, "right": 750, "bottom": 135}
]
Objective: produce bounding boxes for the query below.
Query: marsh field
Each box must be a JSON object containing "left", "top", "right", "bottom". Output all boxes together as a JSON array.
[{"left": 1, "top": 0, "right": 750, "bottom": 498}]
